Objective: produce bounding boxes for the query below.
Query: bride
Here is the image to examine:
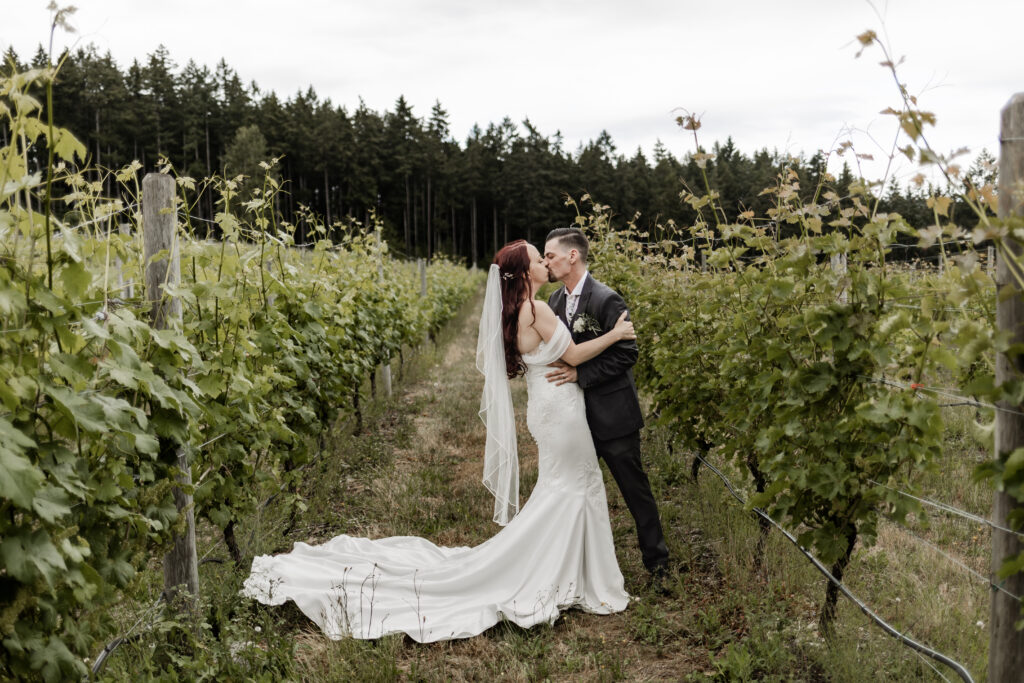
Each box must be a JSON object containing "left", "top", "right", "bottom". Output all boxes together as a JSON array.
[{"left": 242, "top": 239, "right": 634, "bottom": 642}]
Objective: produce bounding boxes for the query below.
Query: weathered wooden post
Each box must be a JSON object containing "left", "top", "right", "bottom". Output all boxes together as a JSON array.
[
  {"left": 419, "top": 258, "right": 430, "bottom": 345},
  {"left": 265, "top": 259, "right": 276, "bottom": 308},
  {"left": 991, "top": 92, "right": 1024, "bottom": 682},
  {"left": 830, "top": 252, "right": 848, "bottom": 304},
  {"left": 143, "top": 172, "right": 199, "bottom": 610},
  {"left": 113, "top": 222, "right": 133, "bottom": 299},
  {"left": 376, "top": 227, "right": 392, "bottom": 398},
  {"left": 989, "top": 245, "right": 996, "bottom": 278}
]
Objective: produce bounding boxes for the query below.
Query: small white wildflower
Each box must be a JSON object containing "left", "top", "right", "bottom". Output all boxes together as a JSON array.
[
  {"left": 254, "top": 626, "right": 262, "bottom": 633},
  {"left": 976, "top": 621, "right": 984, "bottom": 628}
]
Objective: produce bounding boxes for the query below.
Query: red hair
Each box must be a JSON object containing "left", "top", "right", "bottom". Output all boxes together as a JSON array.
[{"left": 493, "top": 240, "right": 535, "bottom": 380}]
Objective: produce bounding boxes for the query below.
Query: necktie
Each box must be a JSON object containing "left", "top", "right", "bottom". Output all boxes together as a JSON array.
[{"left": 567, "top": 293, "right": 579, "bottom": 320}]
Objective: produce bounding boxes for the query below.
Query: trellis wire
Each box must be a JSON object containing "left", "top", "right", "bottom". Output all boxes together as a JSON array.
[
  {"left": 890, "top": 520, "right": 1023, "bottom": 603},
  {"left": 886, "top": 302, "right": 987, "bottom": 314},
  {"left": 692, "top": 450, "right": 975, "bottom": 683},
  {"left": 862, "top": 375, "right": 1024, "bottom": 418},
  {"left": 90, "top": 592, "right": 164, "bottom": 676},
  {"left": 870, "top": 478, "right": 1024, "bottom": 541},
  {"left": 53, "top": 202, "right": 138, "bottom": 234}
]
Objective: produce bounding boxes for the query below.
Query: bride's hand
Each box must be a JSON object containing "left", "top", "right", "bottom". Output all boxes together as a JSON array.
[{"left": 613, "top": 311, "right": 635, "bottom": 341}]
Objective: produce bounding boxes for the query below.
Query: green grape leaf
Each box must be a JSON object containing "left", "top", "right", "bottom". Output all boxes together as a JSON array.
[
  {"left": 0, "top": 418, "right": 43, "bottom": 509},
  {"left": 1002, "top": 447, "right": 1024, "bottom": 483},
  {"left": 107, "top": 556, "right": 136, "bottom": 586},
  {"left": 133, "top": 432, "right": 160, "bottom": 455},
  {"left": 0, "top": 530, "right": 67, "bottom": 587},
  {"left": 44, "top": 385, "right": 107, "bottom": 433},
  {"left": 59, "top": 261, "right": 91, "bottom": 297},
  {"left": 31, "top": 485, "right": 71, "bottom": 523}
]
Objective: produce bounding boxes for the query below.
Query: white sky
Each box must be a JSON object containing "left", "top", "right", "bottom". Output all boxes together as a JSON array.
[{"left": 4, "top": 1, "right": 1022, "bottom": 185}]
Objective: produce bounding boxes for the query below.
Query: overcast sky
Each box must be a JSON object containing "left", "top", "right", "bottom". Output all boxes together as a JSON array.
[{"left": 5, "top": 1, "right": 1022, "bottom": 184}]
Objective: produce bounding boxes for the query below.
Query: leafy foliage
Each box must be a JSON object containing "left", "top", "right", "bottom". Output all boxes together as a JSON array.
[
  {"left": 0, "top": 65, "right": 479, "bottom": 680},
  {"left": 580, "top": 131, "right": 999, "bottom": 625}
]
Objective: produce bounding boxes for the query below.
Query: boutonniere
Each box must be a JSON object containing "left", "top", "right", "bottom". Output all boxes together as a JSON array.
[{"left": 572, "top": 313, "right": 602, "bottom": 335}]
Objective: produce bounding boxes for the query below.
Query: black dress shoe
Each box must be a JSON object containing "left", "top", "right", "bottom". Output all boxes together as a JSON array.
[{"left": 646, "top": 564, "right": 671, "bottom": 595}]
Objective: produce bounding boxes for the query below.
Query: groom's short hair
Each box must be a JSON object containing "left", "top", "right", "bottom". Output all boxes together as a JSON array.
[{"left": 545, "top": 227, "right": 589, "bottom": 264}]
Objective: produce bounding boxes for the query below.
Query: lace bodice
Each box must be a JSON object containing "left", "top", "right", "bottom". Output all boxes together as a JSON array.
[
  {"left": 521, "top": 322, "right": 572, "bottom": 367},
  {"left": 522, "top": 323, "right": 580, "bottom": 415}
]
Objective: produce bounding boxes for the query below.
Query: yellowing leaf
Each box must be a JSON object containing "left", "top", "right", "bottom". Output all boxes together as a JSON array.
[
  {"left": 856, "top": 30, "right": 877, "bottom": 45},
  {"left": 52, "top": 127, "right": 86, "bottom": 163},
  {"left": 926, "top": 195, "right": 952, "bottom": 217}
]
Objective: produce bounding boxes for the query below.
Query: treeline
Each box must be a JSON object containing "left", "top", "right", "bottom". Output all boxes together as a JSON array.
[{"left": 3, "top": 44, "right": 992, "bottom": 263}]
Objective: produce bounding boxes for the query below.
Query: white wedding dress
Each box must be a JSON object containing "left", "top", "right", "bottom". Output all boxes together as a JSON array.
[{"left": 242, "top": 322, "right": 629, "bottom": 642}]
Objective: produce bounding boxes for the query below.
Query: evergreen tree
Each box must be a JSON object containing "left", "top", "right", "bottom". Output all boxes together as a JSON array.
[
  {"left": 0, "top": 42, "right": 950, "bottom": 263},
  {"left": 222, "top": 124, "right": 271, "bottom": 208}
]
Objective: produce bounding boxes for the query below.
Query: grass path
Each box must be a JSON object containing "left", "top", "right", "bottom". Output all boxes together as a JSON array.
[{"left": 258, "top": 295, "right": 716, "bottom": 681}]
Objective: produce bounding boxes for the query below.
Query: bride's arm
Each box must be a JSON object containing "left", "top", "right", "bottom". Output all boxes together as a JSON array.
[{"left": 528, "top": 301, "right": 634, "bottom": 366}]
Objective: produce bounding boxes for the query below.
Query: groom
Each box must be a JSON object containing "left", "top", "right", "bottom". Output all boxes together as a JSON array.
[{"left": 542, "top": 227, "right": 670, "bottom": 582}]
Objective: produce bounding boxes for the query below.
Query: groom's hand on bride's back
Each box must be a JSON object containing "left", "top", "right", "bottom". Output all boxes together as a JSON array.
[{"left": 545, "top": 360, "right": 578, "bottom": 386}]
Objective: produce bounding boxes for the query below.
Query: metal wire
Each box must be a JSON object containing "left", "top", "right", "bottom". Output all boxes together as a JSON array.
[
  {"left": 891, "top": 522, "right": 1022, "bottom": 603},
  {"left": 869, "top": 478, "right": 1024, "bottom": 540},
  {"left": 90, "top": 591, "right": 164, "bottom": 675},
  {"left": 54, "top": 202, "right": 138, "bottom": 233},
  {"left": 692, "top": 451, "right": 975, "bottom": 683},
  {"left": 887, "top": 302, "right": 987, "bottom": 314},
  {"left": 863, "top": 375, "right": 1024, "bottom": 418}
]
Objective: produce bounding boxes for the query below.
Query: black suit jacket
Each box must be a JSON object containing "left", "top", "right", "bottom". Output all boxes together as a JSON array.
[{"left": 548, "top": 275, "right": 644, "bottom": 441}]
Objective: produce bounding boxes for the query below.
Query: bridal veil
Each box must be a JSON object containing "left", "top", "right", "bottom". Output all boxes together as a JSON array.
[{"left": 476, "top": 264, "right": 518, "bottom": 525}]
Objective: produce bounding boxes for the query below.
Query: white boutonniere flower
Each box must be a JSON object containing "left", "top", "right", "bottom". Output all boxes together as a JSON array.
[{"left": 572, "top": 313, "right": 602, "bottom": 335}]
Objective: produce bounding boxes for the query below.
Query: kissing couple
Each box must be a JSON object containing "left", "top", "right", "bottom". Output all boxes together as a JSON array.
[{"left": 243, "top": 227, "right": 670, "bottom": 642}]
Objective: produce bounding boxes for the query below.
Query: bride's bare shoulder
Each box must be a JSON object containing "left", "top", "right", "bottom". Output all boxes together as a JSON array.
[{"left": 517, "top": 298, "right": 553, "bottom": 325}]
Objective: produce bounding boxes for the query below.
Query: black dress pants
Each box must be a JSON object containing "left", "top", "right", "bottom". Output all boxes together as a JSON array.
[{"left": 593, "top": 431, "right": 669, "bottom": 572}]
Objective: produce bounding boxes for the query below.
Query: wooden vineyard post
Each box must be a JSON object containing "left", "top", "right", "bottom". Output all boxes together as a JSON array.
[
  {"left": 991, "top": 92, "right": 1024, "bottom": 681},
  {"left": 989, "top": 245, "right": 996, "bottom": 279},
  {"left": 830, "top": 252, "right": 848, "bottom": 304},
  {"left": 419, "top": 258, "right": 430, "bottom": 345},
  {"left": 115, "top": 222, "right": 134, "bottom": 299},
  {"left": 377, "top": 227, "right": 392, "bottom": 398},
  {"left": 143, "top": 172, "right": 199, "bottom": 610},
  {"left": 265, "top": 259, "right": 276, "bottom": 308}
]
